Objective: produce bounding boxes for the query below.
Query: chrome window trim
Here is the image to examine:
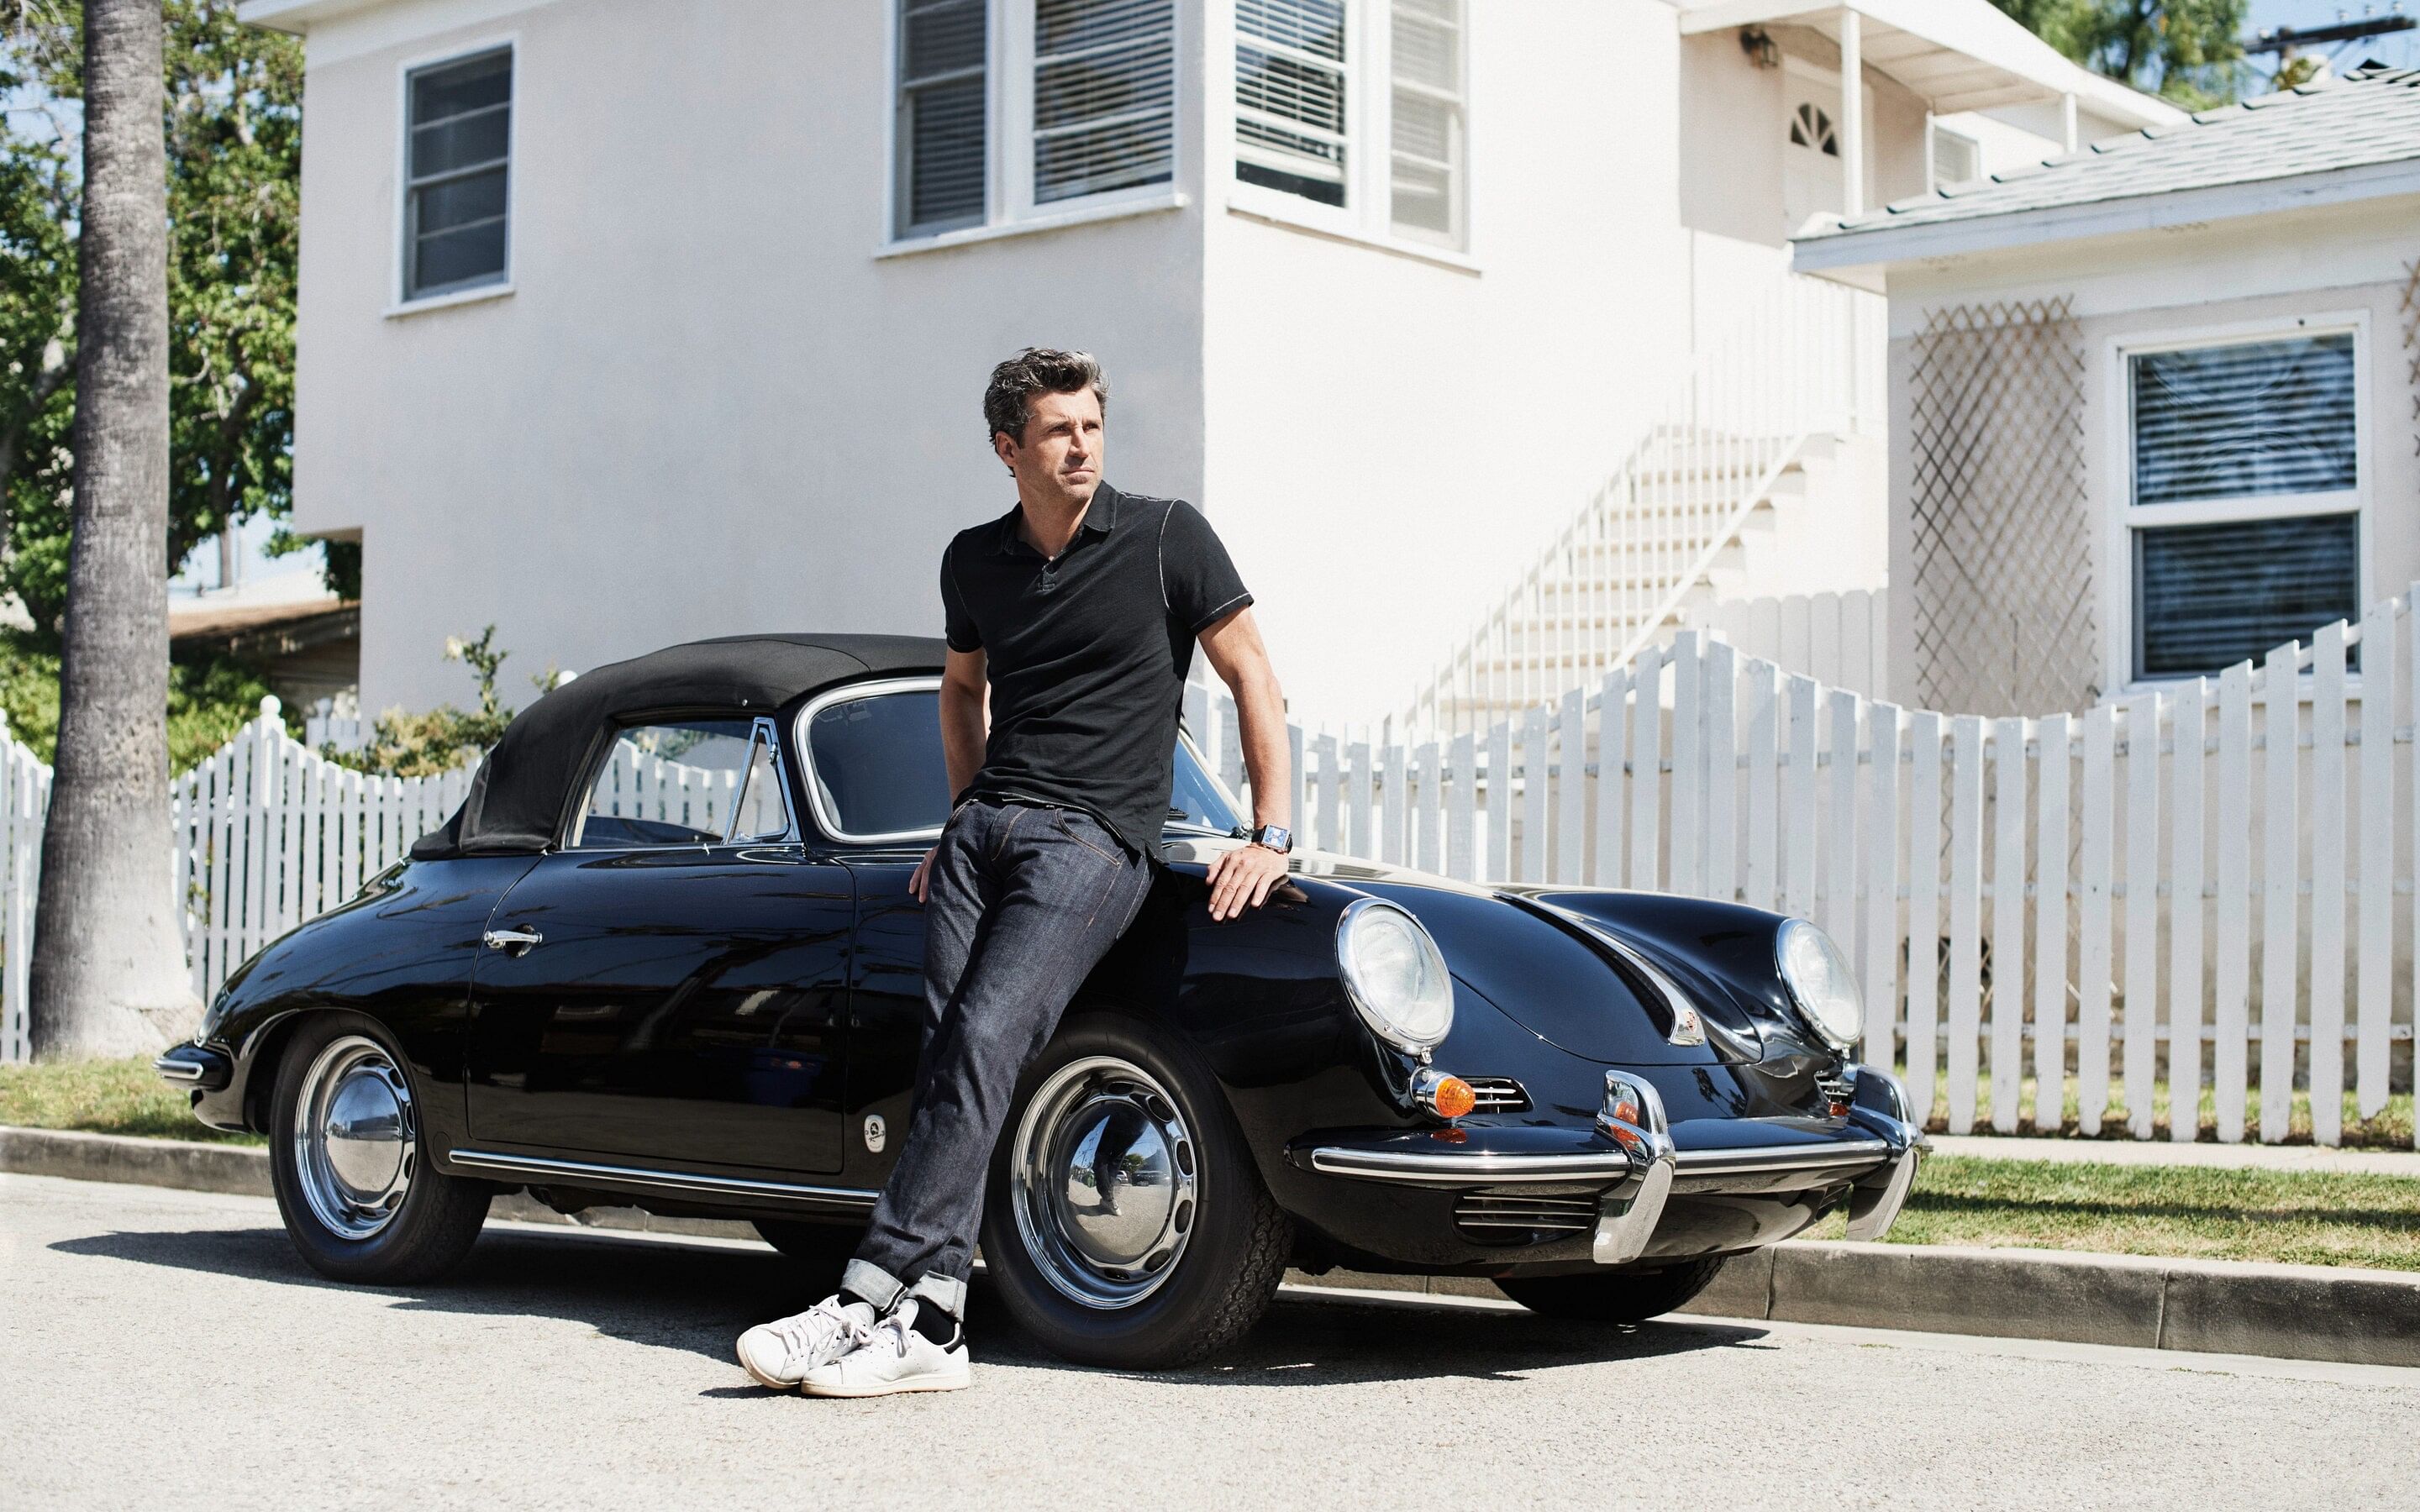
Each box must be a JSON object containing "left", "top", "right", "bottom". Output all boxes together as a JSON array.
[
  {"left": 792, "top": 675, "right": 952, "bottom": 846},
  {"left": 564, "top": 714, "right": 799, "bottom": 853},
  {"left": 447, "top": 1149, "right": 880, "bottom": 1210},
  {"left": 792, "top": 675, "right": 1245, "bottom": 848}
]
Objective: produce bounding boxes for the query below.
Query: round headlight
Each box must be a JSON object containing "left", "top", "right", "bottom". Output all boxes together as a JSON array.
[
  {"left": 1776, "top": 918, "right": 1862, "bottom": 1051},
  {"left": 1335, "top": 899, "right": 1455, "bottom": 1053}
]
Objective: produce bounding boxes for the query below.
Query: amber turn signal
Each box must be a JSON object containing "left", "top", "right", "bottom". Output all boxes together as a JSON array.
[{"left": 1414, "top": 1068, "right": 1478, "bottom": 1120}]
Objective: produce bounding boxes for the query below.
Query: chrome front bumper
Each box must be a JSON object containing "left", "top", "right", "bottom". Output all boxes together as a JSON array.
[
  {"left": 1301, "top": 1067, "right": 1924, "bottom": 1263},
  {"left": 153, "top": 1042, "right": 233, "bottom": 1092}
]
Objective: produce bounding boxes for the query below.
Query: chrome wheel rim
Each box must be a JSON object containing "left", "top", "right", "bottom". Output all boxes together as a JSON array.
[
  {"left": 292, "top": 1034, "right": 416, "bottom": 1242},
  {"left": 1008, "top": 1055, "right": 1199, "bottom": 1310}
]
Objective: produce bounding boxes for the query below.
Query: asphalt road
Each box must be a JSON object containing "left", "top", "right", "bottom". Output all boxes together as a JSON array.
[{"left": 6, "top": 1173, "right": 2416, "bottom": 1510}]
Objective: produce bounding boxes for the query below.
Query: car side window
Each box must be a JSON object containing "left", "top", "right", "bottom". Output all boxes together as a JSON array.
[
  {"left": 571, "top": 717, "right": 790, "bottom": 848},
  {"left": 801, "top": 687, "right": 953, "bottom": 840}
]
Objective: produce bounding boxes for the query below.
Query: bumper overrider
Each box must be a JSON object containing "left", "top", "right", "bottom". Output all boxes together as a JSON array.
[
  {"left": 153, "top": 1041, "right": 234, "bottom": 1092},
  {"left": 1297, "top": 1066, "right": 1925, "bottom": 1265}
]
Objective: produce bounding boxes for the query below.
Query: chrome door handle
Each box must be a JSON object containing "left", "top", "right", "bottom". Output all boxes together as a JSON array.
[{"left": 483, "top": 928, "right": 543, "bottom": 955}]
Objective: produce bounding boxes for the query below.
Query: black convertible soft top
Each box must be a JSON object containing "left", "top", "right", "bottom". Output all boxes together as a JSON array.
[{"left": 409, "top": 632, "right": 946, "bottom": 859}]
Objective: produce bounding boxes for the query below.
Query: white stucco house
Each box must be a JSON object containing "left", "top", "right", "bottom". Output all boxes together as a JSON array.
[
  {"left": 1793, "top": 63, "right": 2420, "bottom": 717},
  {"left": 241, "top": 0, "right": 2172, "bottom": 732}
]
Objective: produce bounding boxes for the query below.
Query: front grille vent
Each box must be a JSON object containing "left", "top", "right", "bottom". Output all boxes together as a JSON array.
[
  {"left": 1454, "top": 1189, "right": 1596, "bottom": 1245},
  {"left": 1461, "top": 1075, "right": 1530, "bottom": 1113}
]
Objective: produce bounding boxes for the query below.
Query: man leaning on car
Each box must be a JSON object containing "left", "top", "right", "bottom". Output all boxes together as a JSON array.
[{"left": 734, "top": 348, "right": 1295, "bottom": 1397}]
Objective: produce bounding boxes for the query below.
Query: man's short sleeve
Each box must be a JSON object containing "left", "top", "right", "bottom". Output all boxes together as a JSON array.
[
  {"left": 1159, "top": 500, "right": 1254, "bottom": 635},
  {"left": 940, "top": 540, "right": 981, "bottom": 652}
]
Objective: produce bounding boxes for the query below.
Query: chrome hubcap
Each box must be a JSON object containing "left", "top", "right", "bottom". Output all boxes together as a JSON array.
[
  {"left": 293, "top": 1035, "right": 416, "bottom": 1241},
  {"left": 1009, "top": 1055, "right": 1199, "bottom": 1310}
]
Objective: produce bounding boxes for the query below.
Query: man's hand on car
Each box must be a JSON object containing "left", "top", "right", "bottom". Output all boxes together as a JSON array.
[
  {"left": 910, "top": 845, "right": 937, "bottom": 902},
  {"left": 1204, "top": 841, "right": 1288, "bottom": 921}
]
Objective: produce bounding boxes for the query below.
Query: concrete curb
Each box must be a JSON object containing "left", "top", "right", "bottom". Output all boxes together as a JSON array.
[{"left": 8, "top": 1124, "right": 2416, "bottom": 1368}]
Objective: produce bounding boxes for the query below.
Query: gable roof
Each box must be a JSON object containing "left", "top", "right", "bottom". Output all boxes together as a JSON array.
[{"left": 1794, "top": 66, "right": 2420, "bottom": 270}]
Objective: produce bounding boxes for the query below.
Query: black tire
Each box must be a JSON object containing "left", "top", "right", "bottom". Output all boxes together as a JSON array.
[
  {"left": 751, "top": 1218, "right": 861, "bottom": 1280},
  {"left": 267, "top": 1012, "right": 491, "bottom": 1284},
  {"left": 980, "top": 1011, "right": 1292, "bottom": 1370},
  {"left": 1497, "top": 1255, "right": 1730, "bottom": 1322}
]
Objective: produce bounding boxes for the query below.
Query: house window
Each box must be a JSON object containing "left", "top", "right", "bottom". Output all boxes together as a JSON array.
[
  {"left": 1388, "top": 0, "right": 1463, "bottom": 244},
  {"left": 1931, "top": 125, "right": 1979, "bottom": 186},
  {"left": 1231, "top": 0, "right": 1470, "bottom": 252},
  {"left": 891, "top": 1, "right": 1177, "bottom": 244},
  {"left": 403, "top": 47, "right": 511, "bottom": 301},
  {"left": 1791, "top": 102, "right": 1838, "bottom": 156},
  {"left": 2126, "top": 330, "right": 2362, "bottom": 680},
  {"left": 897, "top": 0, "right": 989, "bottom": 235},
  {"left": 1034, "top": 0, "right": 1176, "bottom": 203},
  {"left": 1235, "top": 0, "right": 1349, "bottom": 206}
]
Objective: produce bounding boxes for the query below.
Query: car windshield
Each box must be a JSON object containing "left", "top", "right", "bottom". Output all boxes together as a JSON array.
[{"left": 798, "top": 685, "right": 1243, "bottom": 841}]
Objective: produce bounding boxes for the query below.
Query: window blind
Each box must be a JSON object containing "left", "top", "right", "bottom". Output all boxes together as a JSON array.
[
  {"left": 2132, "top": 333, "right": 2358, "bottom": 506},
  {"left": 1389, "top": 0, "right": 1463, "bottom": 244},
  {"left": 2136, "top": 512, "right": 2360, "bottom": 678},
  {"left": 1034, "top": 0, "right": 1175, "bottom": 204},
  {"left": 1931, "top": 126, "right": 1979, "bottom": 186},
  {"left": 1236, "top": 0, "right": 1348, "bottom": 206},
  {"left": 405, "top": 48, "right": 511, "bottom": 299},
  {"left": 898, "top": 0, "right": 988, "bottom": 234}
]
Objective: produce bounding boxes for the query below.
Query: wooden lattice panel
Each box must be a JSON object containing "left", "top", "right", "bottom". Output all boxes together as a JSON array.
[{"left": 1908, "top": 298, "right": 2096, "bottom": 715}]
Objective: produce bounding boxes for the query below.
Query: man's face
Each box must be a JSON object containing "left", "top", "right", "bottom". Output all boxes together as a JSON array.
[{"left": 995, "top": 386, "right": 1104, "bottom": 507}]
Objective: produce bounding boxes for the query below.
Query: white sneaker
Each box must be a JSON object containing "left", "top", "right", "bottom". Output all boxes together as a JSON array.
[
  {"left": 735, "top": 1294, "right": 878, "bottom": 1390},
  {"left": 801, "top": 1298, "right": 971, "bottom": 1398}
]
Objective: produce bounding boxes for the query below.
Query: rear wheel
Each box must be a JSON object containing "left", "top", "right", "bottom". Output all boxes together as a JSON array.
[
  {"left": 1497, "top": 1255, "right": 1730, "bottom": 1323},
  {"left": 268, "top": 1014, "right": 491, "bottom": 1284},
  {"left": 981, "top": 1012, "right": 1291, "bottom": 1369}
]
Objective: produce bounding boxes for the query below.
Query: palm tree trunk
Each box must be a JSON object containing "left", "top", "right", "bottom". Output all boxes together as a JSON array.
[{"left": 29, "top": 0, "right": 198, "bottom": 1058}]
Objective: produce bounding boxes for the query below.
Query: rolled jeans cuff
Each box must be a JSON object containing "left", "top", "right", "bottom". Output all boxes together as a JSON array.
[
  {"left": 910, "top": 1271, "right": 967, "bottom": 1320},
  {"left": 839, "top": 1258, "right": 904, "bottom": 1313}
]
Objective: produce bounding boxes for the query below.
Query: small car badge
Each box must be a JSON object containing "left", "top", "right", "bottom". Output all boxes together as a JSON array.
[{"left": 863, "top": 1114, "right": 887, "bottom": 1153}]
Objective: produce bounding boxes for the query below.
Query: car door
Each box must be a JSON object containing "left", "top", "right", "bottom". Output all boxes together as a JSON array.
[{"left": 466, "top": 713, "right": 852, "bottom": 1174}]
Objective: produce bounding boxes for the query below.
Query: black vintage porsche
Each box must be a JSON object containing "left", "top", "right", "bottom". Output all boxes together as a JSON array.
[{"left": 155, "top": 633, "right": 1921, "bottom": 1368}]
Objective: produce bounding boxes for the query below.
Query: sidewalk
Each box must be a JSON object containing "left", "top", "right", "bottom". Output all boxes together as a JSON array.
[{"left": 1927, "top": 1134, "right": 2420, "bottom": 1177}]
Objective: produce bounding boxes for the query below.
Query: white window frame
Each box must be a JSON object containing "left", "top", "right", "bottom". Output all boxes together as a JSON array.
[
  {"left": 2102, "top": 309, "right": 2371, "bottom": 696},
  {"left": 881, "top": 0, "right": 1189, "bottom": 258},
  {"left": 1221, "top": 0, "right": 1475, "bottom": 270},
  {"left": 387, "top": 36, "right": 518, "bottom": 318}
]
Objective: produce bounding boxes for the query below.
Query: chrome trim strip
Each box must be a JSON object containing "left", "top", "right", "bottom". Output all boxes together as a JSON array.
[
  {"left": 1672, "top": 1137, "right": 1892, "bottom": 1176},
  {"left": 152, "top": 1055, "right": 206, "bottom": 1084},
  {"left": 1846, "top": 1147, "right": 1921, "bottom": 1242},
  {"left": 792, "top": 675, "right": 951, "bottom": 846},
  {"left": 447, "top": 1149, "right": 881, "bottom": 1209},
  {"left": 1307, "top": 1147, "right": 1640, "bottom": 1183}
]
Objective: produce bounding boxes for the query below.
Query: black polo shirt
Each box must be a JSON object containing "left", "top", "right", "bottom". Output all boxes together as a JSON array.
[{"left": 939, "top": 480, "right": 1253, "bottom": 860}]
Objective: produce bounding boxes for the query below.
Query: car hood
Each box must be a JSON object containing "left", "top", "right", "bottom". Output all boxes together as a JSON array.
[{"left": 1162, "top": 838, "right": 1757, "bottom": 1065}]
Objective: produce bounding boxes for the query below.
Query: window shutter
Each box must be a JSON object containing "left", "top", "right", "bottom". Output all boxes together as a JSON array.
[
  {"left": 1034, "top": 0, "right": 1175, "bottom": 204},
  {"left": 2131, "top": 333, "right": 2358, "bottom": 506},
  {"left": 1389, "top": 0, "right": 1463, "bottom": 244},
  {"left": 1235, "top": 0, "right": 1349, "bottom": 206},
  {"left": 405, "top": 48, "right": 512, "bottom": 299},
  {"left": 2137, "top": 513, "right": 2360, "bottom": 678},
  {"left": 1931, "top": 126, "right": 1979, "bottom": 186},
  {"left": 898, "top": 0, "right": 988, "bottom": 234}
]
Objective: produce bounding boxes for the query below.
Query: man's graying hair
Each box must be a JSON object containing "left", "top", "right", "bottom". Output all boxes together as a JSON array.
[{"left": 984, "top": 348, "right": 1109, "bottom": 445}]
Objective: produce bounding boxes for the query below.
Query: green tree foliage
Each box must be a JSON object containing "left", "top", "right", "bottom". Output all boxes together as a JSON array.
[
  {"left": 2, "top": 627, "right": 300, "bottom": 769},
  {"left": 333, "top": 627, "right": 564, "bottom": 778},
  {"left": 1992, "top": 2, "right": 2251, "bottom": 108},
  {"left": 1, "top": 0, "right": 309, "bottom": 649}
]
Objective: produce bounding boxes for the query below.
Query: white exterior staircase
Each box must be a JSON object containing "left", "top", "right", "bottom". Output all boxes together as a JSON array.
[{"left": 1406, "top": 274, "right": 1886, "bottom": 738}]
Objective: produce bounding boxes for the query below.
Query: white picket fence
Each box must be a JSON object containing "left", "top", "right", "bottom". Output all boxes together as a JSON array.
[
  {"left": 10, "top": 615, "right": 2420, "bottom": 1147},
  {"left": 1197, "top": 600, "right": 2420, "bottom": 1147}
]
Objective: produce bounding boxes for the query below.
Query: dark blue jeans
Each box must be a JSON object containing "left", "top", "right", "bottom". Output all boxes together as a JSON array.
[{"left": 842, "top": 796, "right": 1153, "bottom": 1319}]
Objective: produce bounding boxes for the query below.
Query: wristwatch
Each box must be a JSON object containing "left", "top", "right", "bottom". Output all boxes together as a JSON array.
[{"left": 1248, "top": 823, "right": 1292, "bottom": 854}]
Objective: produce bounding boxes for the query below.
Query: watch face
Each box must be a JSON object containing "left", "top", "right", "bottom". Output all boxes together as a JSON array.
[{"left": 1257, "top": 826, "right": 1292, "bottom": 852}]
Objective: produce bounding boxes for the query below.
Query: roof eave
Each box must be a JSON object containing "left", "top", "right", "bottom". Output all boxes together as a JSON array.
[
  {"left": 1789, "top": 156, "right": 2420, "bottom": 275},
  {"left": 234, "top": 0, "right": 393, "bottom": 34}
]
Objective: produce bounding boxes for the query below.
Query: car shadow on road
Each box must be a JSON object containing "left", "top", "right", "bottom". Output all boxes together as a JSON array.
[{"left": 51, "top": 1221, "right": 1766, "bottom": 1388}]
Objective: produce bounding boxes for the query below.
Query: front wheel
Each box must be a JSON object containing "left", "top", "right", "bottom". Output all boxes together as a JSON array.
[
  {"left": 268, "top": 1013, "right": 491, "bottom": 1284},
  {"left": 1497, "top": 1255, "right": 1730, "bottom": 1323},
  {"left": 980, "top": 1012, "right": 1292, "bottom": 1369}
]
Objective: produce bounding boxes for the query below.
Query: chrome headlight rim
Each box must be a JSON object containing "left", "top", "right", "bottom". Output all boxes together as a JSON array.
[
  {"left": 1776, "top": 917, "right": 1862, "bottom": 1052},
  {"left": 1334, "top": 897, "right": 1456, "bottom": 1054}
]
